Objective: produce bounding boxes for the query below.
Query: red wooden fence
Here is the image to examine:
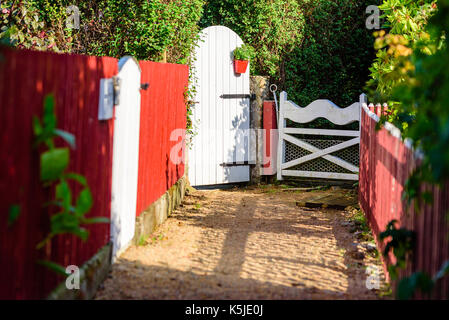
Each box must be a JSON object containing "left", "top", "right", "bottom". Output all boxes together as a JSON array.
[
  {"left": 136, "top": 61, "right": 188, "bottom": 216},
  {"left": 0, "top": 47, "right": 117, "bottom": 299},
  {"left": 359, "top": 106, "right": 449, "bottom": 299}
]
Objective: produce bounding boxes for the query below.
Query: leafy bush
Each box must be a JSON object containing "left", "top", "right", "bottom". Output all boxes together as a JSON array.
[
  {"left": 366, "top": 0, "right": 437, "bottom": 105},
  {"left": 368, "top": 0, "right": 449, "bottom": 300},
  {"left": 0, "top": 1, "right": 68, "bottom": 51},
  {"left": 284, "top": 0, "right": 377, "bottom": 107},
  {"left": 233, "top": 44, "right": 255, "bottom": 61},
  {"left": 1, "top": 0, "right": 204, "bottom": 63},
  {"left": 201, "top": 0, "right": 376, "bottom": 107},
  {"left": 200, "top": 0, "right": 305, "bottom": 78},
  {"left": 1, "top": 0, "right": 204, "bottom": 134}
]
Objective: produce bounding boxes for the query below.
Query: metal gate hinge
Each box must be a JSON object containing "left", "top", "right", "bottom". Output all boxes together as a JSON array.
[
  {"left": 220, "top": 161, "right": 254, "bottom": 167},
  {"left": 220, "top": 94, "right": 256, "bottom": 100}
]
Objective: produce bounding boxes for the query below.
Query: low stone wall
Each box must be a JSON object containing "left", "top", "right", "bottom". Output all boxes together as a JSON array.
[
  {"left": 132, "top": 174, "right": 188, "bottom": 245},
  {"left": 47, "top": 243, "right": 112, "bottom": 300},
  {"left": 250, "top": 76, "right": 270, "bottom": 184}
]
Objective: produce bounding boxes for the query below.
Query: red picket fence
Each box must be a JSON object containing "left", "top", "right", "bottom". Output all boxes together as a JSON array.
[
  {"left": 0, "top": 47, "right": 117, "bottom": 299},
  {"left": 136, "top": 61, "right": 188, "bottom": 216},
  {"left": 359, "top": 106, "right": 449, "bottom": 299}
]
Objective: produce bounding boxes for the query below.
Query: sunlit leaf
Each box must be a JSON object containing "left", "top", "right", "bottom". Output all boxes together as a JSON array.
[
  {"left": 75, "top": 188, "right": 93, "bottom": 216},
  {"left": 64, "top": 172, "right": 87, "bottom": 186},
  {"left": 54, "top": 129, "right": 76, "bottom": 149},
  {"left": 40, "top": 148, "right": 69, "bottom": 182},
  {"left": 37, "top": 260, "right": 68, "bottom": 277},
  {"left": 55, "top": 180, "right": 72, "bottom": 212},
  {"left": 81, "top": 217, "right": 110, "bottom": 224}
]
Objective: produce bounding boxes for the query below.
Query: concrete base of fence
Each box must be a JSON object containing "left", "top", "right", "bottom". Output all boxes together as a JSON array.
[
  {"left": 132, "top": 174, "right": 188, "bottom": 245},
  {"left": 46, "top": 242, "right": 112, "bottom": 300}
]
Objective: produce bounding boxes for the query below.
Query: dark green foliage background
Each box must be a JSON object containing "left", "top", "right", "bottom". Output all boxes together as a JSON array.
[
  {"left": 201, "top": 0, "right": 377, "bottom": 107},
  {"left": 2, "top": 0, "right": 377, "bottom": 106},
  {"left": 1, "top": 0, "right": 204, "bottom": 64}
]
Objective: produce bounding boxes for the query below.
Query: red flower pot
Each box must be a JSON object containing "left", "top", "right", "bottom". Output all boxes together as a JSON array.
[{"left": 234, "top": 60, "right": 249, "bottom": 74}]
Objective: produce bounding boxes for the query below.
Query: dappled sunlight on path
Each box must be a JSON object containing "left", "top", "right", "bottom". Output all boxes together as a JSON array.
[{"left": 96, "top": 186, "right": 388, "bottom": 299}]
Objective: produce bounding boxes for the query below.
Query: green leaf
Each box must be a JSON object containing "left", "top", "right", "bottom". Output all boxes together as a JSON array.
[
  {"left": 398, "top": 272, "right": 434, "bottom": 300},
  {"left": 49, "top": 213, "right": 89, "bottom": 241},
  {"left": 40, "top": 148, "right": 69, "bottom": 182},
  {"left": 434, "top": 260, "right": 449, "bottom": 281},
  {"left": 32, "top": 116, "right": 43, "bottom": 137},
  {"left": 55, "top": 180, "right": 72, "bottom": 212},
  {"left": 64, "top": 172, "right": 87, "bottom": 186},
  {"left": 54, "top": 129, "right": 76, "bottom": 149},
  {"left": 81, "top": 217, "right": 110, "bottom": 224},
  {"left": 7, "top": 204, "right": 21, "bottom": 227},
  {"left": 43, "top": 94, "right": 56, "bottom": 131},
  {"left": 51, "top": 212, "right": 79, "bottom": 234},
  {"left": 75, "top": 188, "right": 93, "bottom": 216},
  {"left": 71, "top": 227, "right": 89, "bottom": 241},
  {"left": 37, "top": 260, "right": 68, "bottom": 277}
]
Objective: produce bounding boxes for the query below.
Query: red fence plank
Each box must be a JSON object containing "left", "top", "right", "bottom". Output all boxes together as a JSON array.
[
  {"left": 359, "top": 108, "right": 449, "bottom": 299},
  {"left": 136, "top": 61, "right": 188, "bottom": 216},
  {"left": 0, "top": 47, "right": 117, "bottom": 299}
]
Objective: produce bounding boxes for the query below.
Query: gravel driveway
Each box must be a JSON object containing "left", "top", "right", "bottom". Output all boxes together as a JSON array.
[{"left": 95, "top": 185, "right": 388, "bottom": 299}]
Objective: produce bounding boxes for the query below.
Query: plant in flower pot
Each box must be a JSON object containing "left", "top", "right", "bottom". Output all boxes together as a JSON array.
[{"left": 232, "top": 44, "right": 255, "bottom": 74}]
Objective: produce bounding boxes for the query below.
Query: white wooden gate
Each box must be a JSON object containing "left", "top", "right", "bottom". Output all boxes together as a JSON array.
[
  {"left": 277, "top": 92, "right": 363, "bottom": 181},
  {"left": 110, "top": 57, "right": 141, "bottom": 260},
  {"left": 188, "top": 26, "right": 251, "bottom": 186}
]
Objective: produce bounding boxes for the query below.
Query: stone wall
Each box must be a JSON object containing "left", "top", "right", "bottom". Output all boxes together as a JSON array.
[
  {"left": 250, "top": 76, "right": 270, "bottom": 184},
  {"left": 132, "top": 174, "right": 188, "bottom": 245}
]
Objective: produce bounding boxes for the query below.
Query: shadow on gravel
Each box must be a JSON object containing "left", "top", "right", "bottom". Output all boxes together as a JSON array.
[{"left": 96, "top": 188, "right": 382, "bottom": 300}]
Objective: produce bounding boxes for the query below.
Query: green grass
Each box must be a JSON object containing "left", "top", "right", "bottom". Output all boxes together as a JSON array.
[{"left": 138, "top": 235, "right": 147, "bottom": 246}]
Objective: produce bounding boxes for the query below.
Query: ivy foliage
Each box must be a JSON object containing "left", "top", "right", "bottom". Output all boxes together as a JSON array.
[{"left": 201, "top": 0, "right": 376, "bottom": 107}]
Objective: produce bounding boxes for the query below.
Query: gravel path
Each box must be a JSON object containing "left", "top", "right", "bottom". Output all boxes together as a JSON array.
[{"left": 95, "top": 186, "right": 388, "bottom": 299}]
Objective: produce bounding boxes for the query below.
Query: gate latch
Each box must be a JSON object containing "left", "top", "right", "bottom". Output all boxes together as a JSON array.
[{"left": 98, "top": 76, "right": 121, "bottom": 120}]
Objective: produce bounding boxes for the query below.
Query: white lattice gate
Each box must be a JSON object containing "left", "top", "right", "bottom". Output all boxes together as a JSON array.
[{"left": 277, "top": 92, "right": 366, "bottom": 181}]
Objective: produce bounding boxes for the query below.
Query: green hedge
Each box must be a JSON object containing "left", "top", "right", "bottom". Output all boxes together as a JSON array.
[
  {"left": 3, "top": 0, "right": 376, "bottom": 106},
  {"left": 201, "top": 0, "right": 377, "bottom": 106},
  {"left": 1, "top": 0, "right": 204, "bottom": 63}
]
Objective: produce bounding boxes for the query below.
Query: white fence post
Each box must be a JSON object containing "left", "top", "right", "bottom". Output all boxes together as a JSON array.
[
  {"left": 277, "top": 91, "right": 287, "bottom": 181},
  {"left": 110, "top": 56, "right": 141, "bottom": 261},
  {"left": 359, "top": 93, "right": 367, "bottom": 132}
]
